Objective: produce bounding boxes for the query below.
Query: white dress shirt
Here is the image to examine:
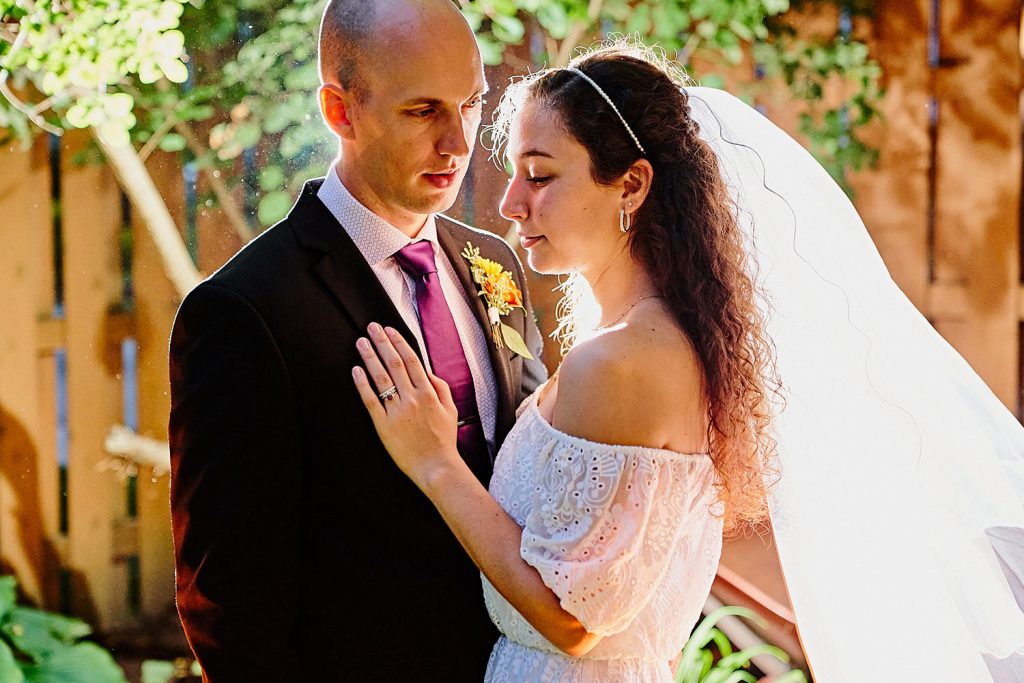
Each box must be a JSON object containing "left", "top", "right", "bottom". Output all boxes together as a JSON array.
[{"left": 317, "top": 165, "right": 499, "bottom": 449}]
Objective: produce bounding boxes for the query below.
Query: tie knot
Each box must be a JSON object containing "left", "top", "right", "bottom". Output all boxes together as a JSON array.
[{"left": 393, "top": 240, "right": 438, "bottom": 278}]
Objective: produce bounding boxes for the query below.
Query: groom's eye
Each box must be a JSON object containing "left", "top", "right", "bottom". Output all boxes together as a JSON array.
[{"left": 409, "top": 108, "right": 435, "bottom": 118}]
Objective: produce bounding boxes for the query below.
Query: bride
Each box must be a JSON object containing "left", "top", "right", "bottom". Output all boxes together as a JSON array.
[{"left": 351, "top": 39, "right": 1024, "bottom": 682}]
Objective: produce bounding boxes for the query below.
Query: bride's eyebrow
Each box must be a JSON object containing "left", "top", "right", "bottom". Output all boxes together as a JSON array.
[{"left": 519, "top": 149, "right": 554, "bottom": 159}]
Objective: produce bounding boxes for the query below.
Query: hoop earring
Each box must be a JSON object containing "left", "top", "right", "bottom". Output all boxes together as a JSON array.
[{"left": 619, "top": 208, "right": 632, "bottom": 233}]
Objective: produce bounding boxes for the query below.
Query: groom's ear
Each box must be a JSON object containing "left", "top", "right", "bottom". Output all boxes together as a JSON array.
[{"left": 319, "top": 84, "right": 356, "bottom": 141}]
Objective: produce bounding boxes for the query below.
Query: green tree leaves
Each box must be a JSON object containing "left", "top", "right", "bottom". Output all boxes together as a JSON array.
[
  {"left": 0, "top": 0, "right": 190, "bottom": 145},
  {"left": 0, "top": 576, "right": 126, "bottom": 683},
  {"left": 456, "top": 0, "right": 882, "bottom": 193}
]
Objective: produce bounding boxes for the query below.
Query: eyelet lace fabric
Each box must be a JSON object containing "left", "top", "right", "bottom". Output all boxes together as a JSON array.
[{"left": 482, "top": 392, "right": 724, "bottom": 683}]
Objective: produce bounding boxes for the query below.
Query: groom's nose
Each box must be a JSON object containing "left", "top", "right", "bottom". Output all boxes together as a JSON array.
[{"left": 436, "top": 111, "right": 472, "bottom": 158}]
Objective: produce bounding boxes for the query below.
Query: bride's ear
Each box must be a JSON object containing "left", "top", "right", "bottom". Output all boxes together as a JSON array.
[{"left": 620, "top": 159, "right": 653, "bottom": 210}]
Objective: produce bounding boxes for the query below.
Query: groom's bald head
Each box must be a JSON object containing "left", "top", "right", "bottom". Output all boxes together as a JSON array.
[
  {"left": 317, "top": 0, "right": 485, "bottom": 231},
  {"left": 319, "top": 0, "right": 465, "bottom": 100}
]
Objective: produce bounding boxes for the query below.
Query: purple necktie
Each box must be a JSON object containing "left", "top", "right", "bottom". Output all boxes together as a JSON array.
[{"left": 393, "top": 241, "right": 491, "bottom": 482}]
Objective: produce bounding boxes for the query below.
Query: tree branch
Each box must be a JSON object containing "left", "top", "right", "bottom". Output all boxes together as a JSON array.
[
  {"left": 95, "top": 131, "right": 203, "bottom": 298},
  {"left": 554, "top": 0, "right": 604, "bottom": 66},
  {"left": 174, "top": 119, "right": 255, "bottom": 243},
  {"left": 0, "top": 14, "right": 63, "bottom": 134},
  {"left": 138, "top": 112, "right": 178, "bottom": 162},
  {"left": 104, "top": 424, "right": 170, "bottom": 475},
  {"left": 545, "top": 35, "right": 558, "bottom": 64},
  {"left": 0, "top": 74, "right": 62, "bottom": 134},
  {"left": 119, "top": 80, "right": 255, "bottom": 243}
]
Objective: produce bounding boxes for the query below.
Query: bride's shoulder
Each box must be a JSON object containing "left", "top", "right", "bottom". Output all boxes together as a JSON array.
[{"left": 551, "top": 314, "right": 704, "bottom": 450}]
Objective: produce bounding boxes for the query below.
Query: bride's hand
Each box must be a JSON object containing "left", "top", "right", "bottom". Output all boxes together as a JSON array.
[{"left": 352, "top": 322, "right": 461, "bottom": 486}]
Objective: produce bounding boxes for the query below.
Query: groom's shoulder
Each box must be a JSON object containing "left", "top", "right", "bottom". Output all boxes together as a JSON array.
[
  {"left": 436, "top": 214, "right": 522, "bottom": 273},
  {"left": 205, "top": 181, "right": 328, "bottom": 296},
  {"left": 175, "top": 221, "right": 299, "bottom": 327},
  {"left": 204, "top": 220, "right": 300, "bottom": 294}
]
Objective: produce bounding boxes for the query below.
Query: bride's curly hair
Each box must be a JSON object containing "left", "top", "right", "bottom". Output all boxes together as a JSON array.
[{"left": 489, "top": 38, "right": 782, "bottom": 533}]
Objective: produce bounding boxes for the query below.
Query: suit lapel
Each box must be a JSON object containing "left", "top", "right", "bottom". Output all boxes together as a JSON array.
[
  {"left": 289, "top": 180, "right": 418, "bottom": 359},
  {"left": 436, "top": 218, "right": 516, "bottom": 435},
  {"left": 290, "top": 180, "right": 517, "bottom": 438}
]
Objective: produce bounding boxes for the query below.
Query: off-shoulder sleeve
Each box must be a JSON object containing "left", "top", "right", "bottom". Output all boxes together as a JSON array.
[{"left": 520, "top": 436, "right": 719, "bottom": 637}]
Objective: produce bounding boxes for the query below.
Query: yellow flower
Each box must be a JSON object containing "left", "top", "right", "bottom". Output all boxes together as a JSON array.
[
  {"left": 477, "top": 257, "right": 505, "bottom": 278},
  {"left": 459, "top": 241, "right": 534, "bottom": 360}
]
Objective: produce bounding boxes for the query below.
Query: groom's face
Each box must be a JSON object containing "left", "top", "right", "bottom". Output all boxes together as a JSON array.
[{"left": 337, "top": 14, "right": 486, "bottom": 228}]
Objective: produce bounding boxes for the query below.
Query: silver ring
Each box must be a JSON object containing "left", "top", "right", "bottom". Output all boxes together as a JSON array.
[{"left": 378, "top": 386, "right": 399, "bottom": 402}]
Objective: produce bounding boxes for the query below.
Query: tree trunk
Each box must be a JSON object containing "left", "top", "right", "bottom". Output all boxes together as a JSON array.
[{"left": 94, "top": 131, "right": 202, "bottom": 298}]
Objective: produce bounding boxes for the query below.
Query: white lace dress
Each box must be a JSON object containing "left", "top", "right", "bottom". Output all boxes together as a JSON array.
[{"left": 482, "top": 391, "right": 725, "bottom": 683}]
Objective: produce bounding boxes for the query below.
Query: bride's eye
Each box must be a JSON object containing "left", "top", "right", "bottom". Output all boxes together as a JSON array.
[{"left": 527, "top": 176, "right": 551, "bottom": 185}]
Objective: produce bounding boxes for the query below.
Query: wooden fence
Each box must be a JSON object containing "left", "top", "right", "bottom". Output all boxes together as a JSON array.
[{"left": 0, "top": 0, "right": 1019, "bottom": 653}]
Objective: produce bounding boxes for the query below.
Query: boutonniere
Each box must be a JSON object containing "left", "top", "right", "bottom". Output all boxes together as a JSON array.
[{"left": 461, "top": 242, "right": 534, "bottom": 360}]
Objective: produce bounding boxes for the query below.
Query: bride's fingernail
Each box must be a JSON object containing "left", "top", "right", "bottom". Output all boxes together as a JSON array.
[
  {"left": 352, "top": 367, "right": 363, "bottom": 378},
  {"left": 368, "top": 322, "right": 382, "bottom": 335},
  {"left": 356, "top": 338, "right": 370, "bottom": 351}
]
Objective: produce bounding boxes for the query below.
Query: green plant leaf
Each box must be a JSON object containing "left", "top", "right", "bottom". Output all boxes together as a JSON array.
[
  {"left": 158, "top": 133, "right": 187, "bottom": 152},
  {"left": 0, "top": 640, "right": 24, "bottom": 683},
  {"left": 677, "top": 606, "right": 760, "bottom": 678},
  {"left": 258, "top": 164, "right": 285, "bottom": 191},
  {"left": 709, "top": 627, "right": 733, "bottom": 657},
  {"left": 712, "top": 643, "right": 791, "bottom": 682},
  {"left": 233, "top": 122, "right": 262, "bottom": 150},
  {"left": 284, "top": 61, "right": 319, "bottom": 91},
  {"left": 500, "top": 323, "right": 533, "bottom": 360},
  {"left": 536, "top": 4, "right": 570, "bottom": 40},
  {"left": 720, "top": 671, "right": 757, "bottom": 683},
  {"left": 20, "top": 642, "right": 127, "bottom": 683},
  {"left": 491, "top": 13, "right": 525, "bottom": 44},
  {"left": 258, "top": 190, "right": 292, "bottom": 226},
  {"left": 2, "top": 607, "right": 91, "bottom": 662},
  {"left": 0, "top": 577, "right": 17, "bottom": 620}
]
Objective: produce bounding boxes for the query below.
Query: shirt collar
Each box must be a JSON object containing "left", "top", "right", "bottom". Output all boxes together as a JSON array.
[{"left": 317, "top": 162, "right": 439, "bottom": 266}]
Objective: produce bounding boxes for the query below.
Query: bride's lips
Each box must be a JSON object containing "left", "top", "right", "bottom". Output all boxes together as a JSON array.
[
  {"left": 423, "top": 169, "right": 459, "bottom": 188},
  {"left": 518, "top": 233, "right": 544, "bottom": 249}
]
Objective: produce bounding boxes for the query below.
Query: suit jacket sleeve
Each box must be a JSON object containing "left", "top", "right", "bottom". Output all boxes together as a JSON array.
[
  {"left": 510, "top": 251, "right": 548, "bottom": 400},
  {"left": 169, "top": 282, "right": 303, "bottom": 682}
]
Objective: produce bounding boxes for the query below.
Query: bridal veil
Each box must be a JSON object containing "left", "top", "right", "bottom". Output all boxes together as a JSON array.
[{"left": 685, "top": 85, "right": 1024, "bottom": 682}]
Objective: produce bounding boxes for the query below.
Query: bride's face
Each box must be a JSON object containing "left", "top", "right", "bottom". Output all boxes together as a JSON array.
[{"left": 499, "top": 101, "right": 626, "bottom": 276}]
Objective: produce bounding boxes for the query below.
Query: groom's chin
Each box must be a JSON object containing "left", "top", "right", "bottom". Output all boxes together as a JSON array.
[
  {"left": 405, "top": 192, "right": 457, "bottom": 217},
  {"left": 413, "top": 181, "right": 464, "bottom": 213}
]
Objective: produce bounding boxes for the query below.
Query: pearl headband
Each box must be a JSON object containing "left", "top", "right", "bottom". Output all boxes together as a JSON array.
[{"left": 564, "top": 66, "right": 646, "bottom": 155}]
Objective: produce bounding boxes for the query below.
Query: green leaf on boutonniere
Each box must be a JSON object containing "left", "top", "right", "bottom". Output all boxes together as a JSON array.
[{"left": 500, "top": 323, "right": 533, "bottom": 360}]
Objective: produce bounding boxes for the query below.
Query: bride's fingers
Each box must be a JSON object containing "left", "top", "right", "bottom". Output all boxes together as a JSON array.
[
  {"left": 356, "top": 334, "right": 400, "bottom": 396},
  {"left": 384, "top": 326, "right": 429, "bottom": 388},
  {"left": 366, "top": 323, "right": 414, "bottom": 393},
  {"left": 427, "top": 372, "right": 455, "bottom": 413},
  {"left": 352, "top": 367, "right": 387, "bottom": 422}
]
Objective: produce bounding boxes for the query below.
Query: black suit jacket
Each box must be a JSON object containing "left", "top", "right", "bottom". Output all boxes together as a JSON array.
[{"left": 168, "top": 179, "right": 547, "bottom": 682}]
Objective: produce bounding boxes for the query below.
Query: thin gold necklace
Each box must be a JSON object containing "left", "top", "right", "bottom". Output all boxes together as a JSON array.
[{"left": 594, "top": 294, "right": 662, "bottom": 331}]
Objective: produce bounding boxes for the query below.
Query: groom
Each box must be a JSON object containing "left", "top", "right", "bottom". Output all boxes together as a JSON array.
[{"left": 168, "top": 1, "right": 546, "bottom": 680}]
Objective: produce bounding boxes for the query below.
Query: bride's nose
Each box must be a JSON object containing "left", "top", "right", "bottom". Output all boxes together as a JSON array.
[{"left": 499, "top": 177, "right": 527, "bottom": 223}]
